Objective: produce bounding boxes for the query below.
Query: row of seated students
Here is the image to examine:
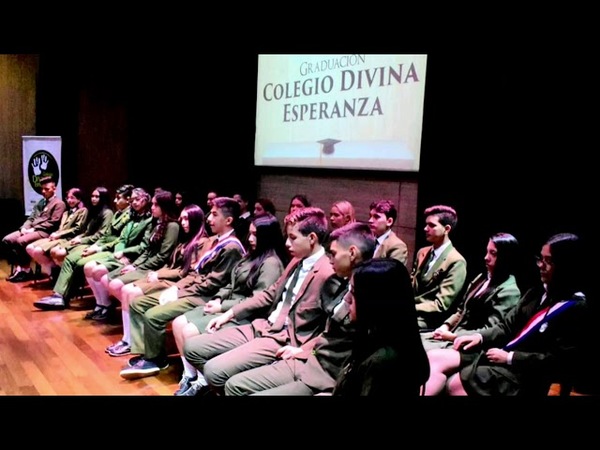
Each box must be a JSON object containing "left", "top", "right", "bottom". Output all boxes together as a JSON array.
[{"left": 1, "top": 179, "right": 592, "bottom": 395}]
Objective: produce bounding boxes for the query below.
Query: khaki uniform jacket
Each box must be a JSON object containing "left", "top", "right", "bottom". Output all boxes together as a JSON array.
[
  {"left": 22, "top": 196, "right": 66, "bottom": 235},
  {"left": 411, "top": 243, "right": 467, "bottom": 330},
  {"left": 231, "top": 254, "right": 339, "bottom": 354},
  {"left": 374, "top": 230, "right": 408, "bottom": 266}
]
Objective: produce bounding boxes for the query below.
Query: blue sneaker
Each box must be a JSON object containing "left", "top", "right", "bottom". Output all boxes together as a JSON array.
[
  {"left": 174, "top": 375, "right": 198, "bottom": 396},
  {"left": 119, "top": 358, "right": 168, "bottom": 380}
]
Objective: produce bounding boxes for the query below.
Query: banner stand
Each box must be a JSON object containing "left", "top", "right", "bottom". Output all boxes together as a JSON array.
[{"left": 22, "top": 136, "right": 62, "bottom": 216}]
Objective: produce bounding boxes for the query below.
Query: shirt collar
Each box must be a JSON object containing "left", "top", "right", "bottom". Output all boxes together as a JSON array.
[
  {"left": 302, "top": 247, "right": 325, "bottom": 271},
  {"left": 433, "top": 240, "right": 451, "bottom": 258},
  {"left": 217, "top": 229, "right": 234, "bottom": 242},
  {"left": 377, "top": 229, "right": 392, "bottom": 245}
]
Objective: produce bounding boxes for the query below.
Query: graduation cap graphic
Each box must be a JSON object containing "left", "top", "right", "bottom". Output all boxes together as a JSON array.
[{"left": 317, "top": 138, "right": 341, "bottom": 155}]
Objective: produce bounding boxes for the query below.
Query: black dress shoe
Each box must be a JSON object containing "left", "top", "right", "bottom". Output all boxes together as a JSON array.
[
  {"left": 8, "top": 270, "right": 33, "bottom": 283},
  {"left": 91, "top": 305, "right": 116, "bottom": 321}
]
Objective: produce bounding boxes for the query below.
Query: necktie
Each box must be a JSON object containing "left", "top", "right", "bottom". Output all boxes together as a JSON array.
[
  {"left": 423, "top": 249, "right": 435, "bottom": 275},
  {"left": 270, "top": 263, "right": 302, "bottom": 331}
]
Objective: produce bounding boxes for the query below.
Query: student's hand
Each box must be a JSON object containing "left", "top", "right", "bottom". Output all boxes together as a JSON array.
[
  {"left": 206, "top": 310, "right": 233, "bottom": 333},
  {"left": 146, "top": 271, "right": 159, "bottom": 283},
  {"left": 114, "top": 251, "right": 124, "bottom": 259},
  {"left": 453, "top": 334, "right": 482, "bottom": 351},
  {"left": 117, "top": 255, "right": 130, "bottom": 265},
  {"left": 275, "top": 345, "right": 302, "bottom": 360},
  {"left": 120, "top": 264, "right": 135, "bottom": 274},
  {"left": 486, "top": 348, "right": 509, "bottom": 364},
  {"left": 70, "top": 236, "right": 81, "bottom": 245},
  {"left": 433, "top": 329, "right": 457, "bottom": 342},
  {"left": 204, "top": 299, "right": 222, "bottom": 315},
  {"left": 83, "top": 244, "right": 100, "bottom": 256}
]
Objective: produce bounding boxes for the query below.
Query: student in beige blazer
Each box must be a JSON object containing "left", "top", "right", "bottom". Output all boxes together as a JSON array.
[
  {"left": 181, "top": 207, "right": 340, "bottom": 396},
  {"left": 368, "top": 199, "right": 408, "bottom": 265},
  {"left": 2, "top": 176, "right": 66, "bottom": 282}
]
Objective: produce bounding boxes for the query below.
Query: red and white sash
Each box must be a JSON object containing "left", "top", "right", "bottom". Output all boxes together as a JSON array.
[{"left": 503, "top": 299, "right": 576, "bottom": 351}]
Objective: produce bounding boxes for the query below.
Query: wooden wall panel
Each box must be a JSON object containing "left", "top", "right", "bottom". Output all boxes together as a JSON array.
[
  {"left": 76, "top": 86, "right": 128, "bottom": 196},
  {"left": 258, "top": 173, "right": 418, "bottom": 267},
  {"left": 0, "top": 54, "right": 38, "bottom": 201}
]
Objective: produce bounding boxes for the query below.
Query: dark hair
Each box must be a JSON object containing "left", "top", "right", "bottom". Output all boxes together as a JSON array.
[
  {"left": 66, "top": 187, "right": 85, "bottom": 209},
  {"left": 349, "top": 258, "right": 429, "bottom": 392},
  {"left": 423, "top": 204, "right": 458, "bottom": 229},
  {"left": 84, "top": 187, "right": 112, "bottom": 232},
  {"left": 39, "top": 175, "right": 55, "bottom": 185},
  {"left": 92, "top": 187, "right": 111, "bottom": 210},
  {"left": 284, "top": 207, "right": 329, "bottom": 244},
  {"left": 174, "top": 190, "right": 189, "bottom": 210},
  {"left": 150, "top": 190, "right": 179, "bottom": 244},
  {"left": 328, "top": 221, "right": 376, "bottom": 261},
  {"left": 212, "top": 197, "right": 241, "bottom": 222},
  {"left": 369, "top": 199, "right": 397, "bottom": 225},
  {"left": 545, "top": 233, "right": 585, "bottom": 301},
  {"left": 255, "top": 198, "right": 277, "bottom": 216},
  {"left": 179, "top": 204, "right": 208, "bottom": 276},
  {"left": 116, "top": 184, "right": 134, "bottom": 198},
  {"left": 289, "top": 194, "right": 311, "bottom": 212},
  {"left": 245, "top": 214, "right": 289, "bottom": 289},
  {"left": 488, "top": 232, "right": 520, "bottom": 286}
]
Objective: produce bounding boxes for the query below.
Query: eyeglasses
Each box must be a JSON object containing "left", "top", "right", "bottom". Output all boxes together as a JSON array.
[{"left": 535, "top": 255, "right": 553, "bottom": 266}]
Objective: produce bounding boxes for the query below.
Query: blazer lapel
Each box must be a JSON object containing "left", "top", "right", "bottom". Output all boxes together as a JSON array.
[
  {"left": 289, "top": 255, "right": 326, "bottom": 310},
  {"left": 427, "top": 244, "right": 454, "bottom": 278}
]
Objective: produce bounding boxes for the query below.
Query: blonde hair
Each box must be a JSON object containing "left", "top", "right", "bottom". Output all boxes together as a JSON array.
[{"left": 332, "top": 200, "right": 356, "bottom": 224}]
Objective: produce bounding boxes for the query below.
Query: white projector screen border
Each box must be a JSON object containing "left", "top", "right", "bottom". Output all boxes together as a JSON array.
[{"left": 255, "top": 54, "right": 427, "bottom": 172}]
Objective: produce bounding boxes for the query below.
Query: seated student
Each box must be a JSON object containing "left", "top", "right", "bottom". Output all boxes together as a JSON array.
[
  {"left": 181, "top": 207, "right": 340, "bottom": 396},
  {"left": 232, "top": 192, "right": 253, "bottom": 247},
  {"left": 333, "top": 258, "right": 430, "bottom": 396},
  {"left": 425, "top": 232, "right": 588, "bottom": 396},
  {"left": 32, "top": 184, "right": 134, "bottom": 310},
  {"left": 49, "top": 186, "right": 113, "bottom": 267},
  {"left": 224, "top": 221, "right": 375, "bottom": 396},
  {"left": 174, "top": 190, "right": 189, "bottom": 215},
  {"left": 329, "top": 200, "right": 356, "bottom": 230},
  {"left": 367, "top": 199, "right": 408, "bottom": 265},
  {"left": 421, "top": 232, "right": 521, "bottom": 351},
  {"left": 253, "top": 198, "right": 277, "bottom": 218},
  {"left": 288, "top": 194, "right": 311, "bottom": 214},
  {"left": 411, "top": 204, "right": 467, "bottom": 331},
  {"left": 172, "top": 214, "right": 288, "bottom": 395},
  {"left": 77, "top": 187, "right": 153, "bottom": 316},
  {"left": 118, "top": 197, "right": 246, "bottom": 379},
  {"left": 204, "top": 190, "right": 218, "bottom": 236},
  {"left": 89, "top": 190, "right": 180, "bottom": 321},
  {"left": 26, "top": 187, "right": 88, "bottom": 278},
  {"left": 105, "top": 203, "right": 208, "bottom": 356},
  {"left": 2, "top": 176, "right": 66, "bottom": 282}
]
